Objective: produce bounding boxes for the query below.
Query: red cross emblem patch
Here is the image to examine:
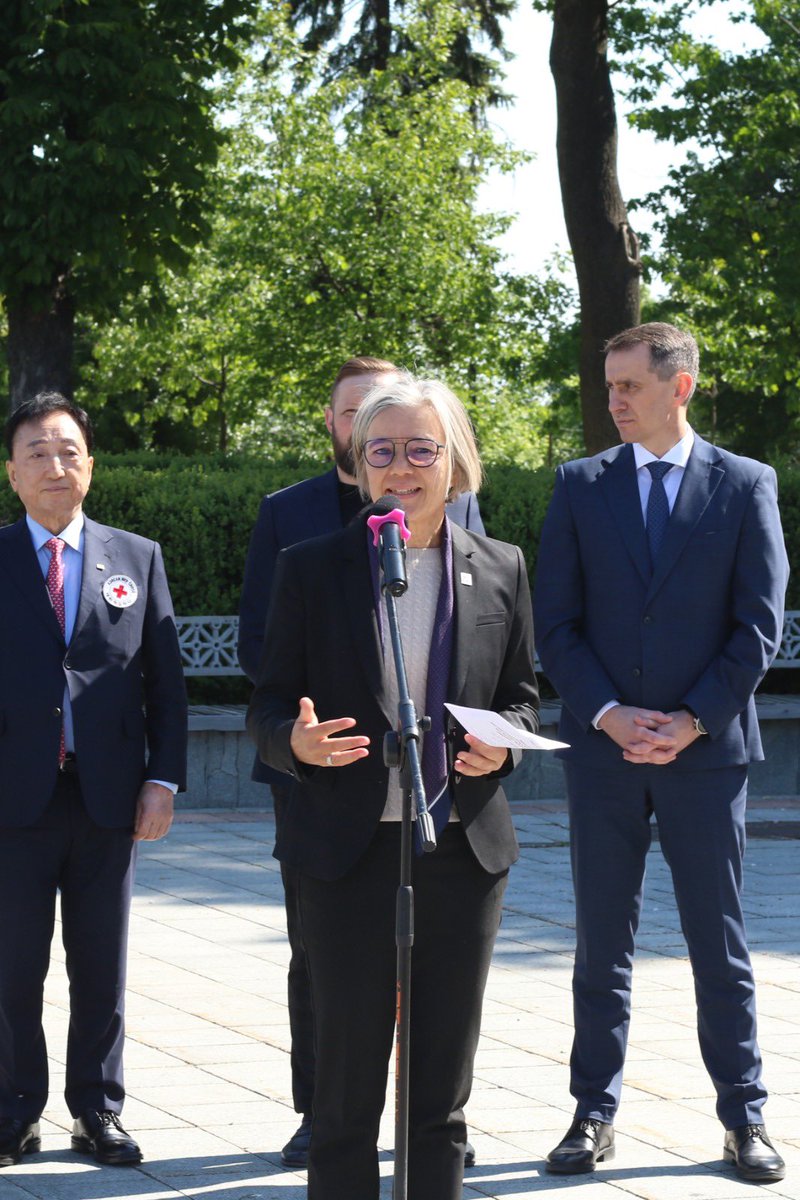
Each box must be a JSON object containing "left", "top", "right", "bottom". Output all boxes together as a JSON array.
[{"left": 103, "top": 574, "right": 139, "bottom": 609}]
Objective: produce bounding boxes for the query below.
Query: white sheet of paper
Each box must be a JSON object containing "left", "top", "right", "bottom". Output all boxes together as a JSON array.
[{"left": 445, "top": 703, "right": 570, "bottom": 751}]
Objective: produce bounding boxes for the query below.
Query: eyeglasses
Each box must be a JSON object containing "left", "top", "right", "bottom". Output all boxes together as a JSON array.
[{"left": 363, "top": 437, "right": 444, "bottom": 468}]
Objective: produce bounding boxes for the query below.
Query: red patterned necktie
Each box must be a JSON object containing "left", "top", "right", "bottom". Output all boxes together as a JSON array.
[{"left": 45, "top": 537, "right": 66, "bottom": 765}]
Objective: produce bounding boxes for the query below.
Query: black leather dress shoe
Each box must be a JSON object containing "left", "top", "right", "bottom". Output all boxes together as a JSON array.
[
  {"left": 547, "top": 1118, "right": 615, "bottom": 1174},
  {"left": 464, "top": 1139, "right": 476, "bottom": 1168},
  {"left": 281, "top": 1115, "right": 312, "bottom": 1168},
  {"left": 0, "top": 1120, "right": 40, "bottom": 1167},
  {"left": 723, "top": 1124, "right": 785, "bottom": 1183},
  {"left": 71, "top": 1111, "right": 142, "bottom": 1165}
]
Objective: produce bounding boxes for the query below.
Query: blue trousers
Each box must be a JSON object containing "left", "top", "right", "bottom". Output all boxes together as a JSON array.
[{"left": 564, "top": 761, "right": 767, "bottom": 1129}]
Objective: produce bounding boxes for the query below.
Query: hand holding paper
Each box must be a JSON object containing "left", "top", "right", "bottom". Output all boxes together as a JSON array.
[{"left": 445, "top": 703, "right": 569, "bottom": 751}]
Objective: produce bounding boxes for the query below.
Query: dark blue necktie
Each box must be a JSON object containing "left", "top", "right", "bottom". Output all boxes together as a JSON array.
[{"left": 646, "top": 460, "right": 672, "bottom": 563}]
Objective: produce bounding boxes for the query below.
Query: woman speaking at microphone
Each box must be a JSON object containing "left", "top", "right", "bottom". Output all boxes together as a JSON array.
[{"left": 247, "top": 374, "right": 539, "bottom": 1200}]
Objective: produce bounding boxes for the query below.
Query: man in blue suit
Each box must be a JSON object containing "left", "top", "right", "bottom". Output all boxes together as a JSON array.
[
  {"left": 238, "top": 356, "right": 484, "bottom": 1168},
  {"left": 534, "top": 323, "right": 789, "bottom": 1183},
  {"left": 0, "top": 393, "right": 187, "bottom": 1168}
]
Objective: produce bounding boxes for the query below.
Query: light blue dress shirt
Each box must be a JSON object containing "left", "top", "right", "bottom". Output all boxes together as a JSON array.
[{"left": 27, "top": 513, "right": 83, "bottom": 753}]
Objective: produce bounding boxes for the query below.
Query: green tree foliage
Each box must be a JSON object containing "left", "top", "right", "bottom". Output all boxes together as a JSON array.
[
  {"left": 625, "top": 0, "right": 800, "bottom": 458},
  {"left": 0, "top": 0, "right": 258, "bottom": 405},
  {"left": 288, "top": 0, "right": 514, "bottom": 104},
  {"left": 83, "top": 6, "right": 573, "bottom": 459},
  {"left": 531, "top": 0, "right": 800, "bottom": 459}
]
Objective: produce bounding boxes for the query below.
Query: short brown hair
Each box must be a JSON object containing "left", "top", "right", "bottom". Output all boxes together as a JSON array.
[
  {"left": 605, "top": 322, "right": 699, "bottom": 399},
  {"left": 330, "top": 357, "right": 399, "bottom": 402}
]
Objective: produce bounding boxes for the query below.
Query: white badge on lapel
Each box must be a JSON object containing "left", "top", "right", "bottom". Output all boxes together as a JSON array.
[
  {"left": 103, "top": 574, "right": 139, "bottom": 609},
  {"left": 460, "top": 571, "right": 473, "bottom": 586}
]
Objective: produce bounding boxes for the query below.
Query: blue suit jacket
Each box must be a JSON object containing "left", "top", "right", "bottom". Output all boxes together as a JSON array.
[
  {"left": 0, "top": 516, "right": 188, "bottom": 826},
  {"left": 238, "top": 467, "right": 485, "bottom": 784},
  {"left": 533, "top": 436, "right": 789, "bottom": 770}
]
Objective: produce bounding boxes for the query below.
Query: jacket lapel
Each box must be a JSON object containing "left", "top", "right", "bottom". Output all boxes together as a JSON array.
[
  {"left": 648, "top": 436, "right": 724, "bottom": 599},
  {"left": 597, "top": 444, "right": 651, "bottom": 586},
  {"left": 71, "top": 518, "right": 115, "bottom": 644},
  {"left": 340, "top": 517, "right": 390, "bottom": 722},
  {"left": 449, "top": 523, "right": 479, "bottom": 701},
  {"left": 2, "top": 518, "right": 65, "bottom": 643},
  {"left": 311, "top": 469, "right": 349, "bottom": 538}
]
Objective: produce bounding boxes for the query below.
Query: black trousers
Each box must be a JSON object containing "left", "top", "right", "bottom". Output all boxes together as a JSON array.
[
  {"left": 299, "top": 822, "right": 507, "bottom": 1200},
  {"left": 272, "top": 780, "right": 315, "bottom": 1115},
  {"left": 0, "top": 772, "right": 136, "bottom": 1121}
]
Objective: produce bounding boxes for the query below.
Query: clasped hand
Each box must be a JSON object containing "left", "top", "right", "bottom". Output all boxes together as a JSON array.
[{"left": 598, "top": 705, "right": 701, "bottom": 765}]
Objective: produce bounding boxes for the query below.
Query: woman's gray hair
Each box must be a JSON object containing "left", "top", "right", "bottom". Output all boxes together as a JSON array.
[{"left": 351, "top": 373, "right": 483, "bottom": 501}]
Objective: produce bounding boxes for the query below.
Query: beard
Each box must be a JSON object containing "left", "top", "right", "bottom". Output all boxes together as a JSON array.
[{"left": 330, "top": 425, "right": 356, "bottom": 478}]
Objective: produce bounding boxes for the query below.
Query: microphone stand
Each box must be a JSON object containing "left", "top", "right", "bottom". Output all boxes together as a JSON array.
[{"left": 381, "top": 577, "right": 436, "bottom": 1200}]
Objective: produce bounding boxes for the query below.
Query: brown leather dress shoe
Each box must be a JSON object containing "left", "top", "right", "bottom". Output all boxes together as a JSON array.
[
  {"left": 723, "top": 1125, "right": 785, "bottom": 1183},
  {"left": 71, "top": 1111, "right": 142, "bottom": 1165},
  {"left": 0, "top": 1120, "right": 40, "bottom": 1167},
  {"left": 546, "top": 1118, "right": 615, "bottom": 1174}
]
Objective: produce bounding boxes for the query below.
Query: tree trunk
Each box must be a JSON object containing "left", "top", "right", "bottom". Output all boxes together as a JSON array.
[
  {"left": 372, "top": 0, "right": 391, "bottom": 71},
  {"left": 6, "top": 272, "right": 75, "bottom": 411},
  {"left": 550, "top": 0, "right": 641, "bottom": 454}
]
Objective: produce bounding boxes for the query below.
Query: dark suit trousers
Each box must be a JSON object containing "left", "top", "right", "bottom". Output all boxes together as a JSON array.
[
  {"left": 298, "top": 822, "right": 506, "bottom": 1200},
  {"left": 0, "top": 773, "right": 136, "bottom": 1122},
  {"left": 565, "top": 761, "right": 767, "bottom": 1129},
  {"left": 272, "top": 780, "right": 315, "bottom": 1115}
]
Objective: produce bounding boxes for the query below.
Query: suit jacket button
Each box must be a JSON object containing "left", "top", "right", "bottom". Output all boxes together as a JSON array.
[
  {"left": 632, "top": 668, "right": 641, "bottom": 677},
  {"left": 643, "top": 615, "right": 653, "bottom": 624},
  {"left": 53, "top": 707, "right": 62, "bottom": 717}
]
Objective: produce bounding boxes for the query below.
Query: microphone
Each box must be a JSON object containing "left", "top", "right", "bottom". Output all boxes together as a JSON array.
[{"left": 366, "top": 499, "right": 411, "bottom": 597}]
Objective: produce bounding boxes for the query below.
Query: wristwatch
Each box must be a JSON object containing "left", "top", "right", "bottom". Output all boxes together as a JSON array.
[{"left": 685, "top": 708, "right": 708, "bottom": 735}]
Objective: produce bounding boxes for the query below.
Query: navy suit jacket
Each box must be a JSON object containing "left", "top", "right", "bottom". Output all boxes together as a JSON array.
[
  {"left": 238, "top": 467, "right": 485, "bottom": 784},
  {"left": 533, "top": 436, "right": 789, "bottom": 770},
  {"left": 246, "top": 516, "right": 538, "bottom": 880},
  {"left": 0, "top": 516, "right": 188, "bottom": 827}
]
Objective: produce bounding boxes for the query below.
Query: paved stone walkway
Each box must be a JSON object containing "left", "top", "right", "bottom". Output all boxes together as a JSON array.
[{"left": 0, "top": 796, "right": 798, "bottom": 1200}]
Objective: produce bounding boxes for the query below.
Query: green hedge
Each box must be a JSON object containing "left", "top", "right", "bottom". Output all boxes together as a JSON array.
[
  {"left": 0, "top": 454, "right": 319, "bottom": 614},
  {"left": 2, "top": 453, "right": 798, "bottom": 612}
]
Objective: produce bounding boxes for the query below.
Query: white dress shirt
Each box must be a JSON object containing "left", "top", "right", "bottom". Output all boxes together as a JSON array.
[{"left": 592, "top": 428, "right": 696, "bottom": 729}]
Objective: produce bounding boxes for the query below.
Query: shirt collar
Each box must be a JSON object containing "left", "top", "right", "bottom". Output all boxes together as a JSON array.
[
  {"left": 26, "top": 512, "right": 85, "bottom": 554},
  {"left": 633, "top": 426, "right": 695, "bottom": 471}
]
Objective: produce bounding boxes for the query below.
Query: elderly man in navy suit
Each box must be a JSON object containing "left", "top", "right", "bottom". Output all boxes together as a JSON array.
[
  {"left": 0, "top": 393, "right": 187, "bottom": 1168},
  {"left": 238, "top": 356, "right": 484, "bottom": 1168},
  {"left": 534, "top": 323, "right": 789, "bottom": 1184}
]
